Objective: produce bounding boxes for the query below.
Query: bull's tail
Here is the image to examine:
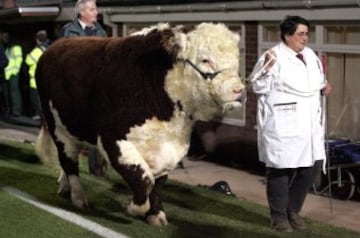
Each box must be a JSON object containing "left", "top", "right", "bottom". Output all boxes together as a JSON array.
[{"left": 35, "top": 125, "right": 59, "bottom": 167}]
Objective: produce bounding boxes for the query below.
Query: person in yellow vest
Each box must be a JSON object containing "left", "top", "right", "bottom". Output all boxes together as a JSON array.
[
  {"left": 2, "top": 31, "right": 23, "bottom": 117},
  {"left": 25, "top": 30, "right": 49, "bottom": 120}
]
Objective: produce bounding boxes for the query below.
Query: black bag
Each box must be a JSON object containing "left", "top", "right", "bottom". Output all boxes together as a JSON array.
[{"left": 198, "top": 180, "right": 235, "bottom": 196}]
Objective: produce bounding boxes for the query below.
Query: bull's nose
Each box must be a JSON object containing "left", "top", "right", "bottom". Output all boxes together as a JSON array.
[
  {"left": 232, "top": 85, "right": 245, "bottom": 94},
  {"left": 234, "top": 88, "right": 247, "bottom": 103}
]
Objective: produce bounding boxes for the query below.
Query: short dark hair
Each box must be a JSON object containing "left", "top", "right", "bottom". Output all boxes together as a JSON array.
[
  {"left": 280, "top": 16, "right": 310, "bottom": 42},
  {"left": 36, "top": 30, "right": 48, "bottom": 42}
]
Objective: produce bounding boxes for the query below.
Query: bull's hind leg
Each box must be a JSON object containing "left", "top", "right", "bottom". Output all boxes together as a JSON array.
[
  {"left": 146, "top": 175, "right": 169, "bottom": 226},
  {"left": 54, "top": 140, "right": 88, "bottom": 209},
  {"left": 57, "top": 169, "right": 70, "bottom": 196}
]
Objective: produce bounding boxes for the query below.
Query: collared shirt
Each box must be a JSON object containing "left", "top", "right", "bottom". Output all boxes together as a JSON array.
[
  {"left": 77, "top": 19, "right": 95, "bottom": 30},
  {"left": 60, "top": 19, "right": 107, "bottom": 38}
]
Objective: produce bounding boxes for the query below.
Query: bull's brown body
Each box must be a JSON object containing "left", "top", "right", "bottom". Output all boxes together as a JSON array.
[{"left": 36, "top": 23, "right": 245, "bottom": 226}]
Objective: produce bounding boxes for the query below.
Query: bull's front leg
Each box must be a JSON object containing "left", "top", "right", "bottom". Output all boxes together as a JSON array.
[
  {"left": 111, "top": 140, "right": 167, "bottom": 226},
  {"left": 146, "top": 175, "right": 169, "bottom": 226},
  {"left": 114, "top": 163, "right": 153, "bottom": 218}
]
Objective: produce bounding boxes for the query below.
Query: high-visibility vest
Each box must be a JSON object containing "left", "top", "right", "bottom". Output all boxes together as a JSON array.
[
  {"left": 4, "top": 45, "right": 22, "bottom": 80},
  {"left": 25, "top": 45, "right": 46, "bottom": 89}
]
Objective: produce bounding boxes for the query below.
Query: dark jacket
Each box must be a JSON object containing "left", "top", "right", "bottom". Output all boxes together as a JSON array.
[
  {"left": 0, "top": 43, "right": 8, "bottom": 82},
  {"left": 0, "top": 43, "right": 8, "bottom": 69},
  {"left": 60, "top": 20, "right": 107, "bottom": 38}
]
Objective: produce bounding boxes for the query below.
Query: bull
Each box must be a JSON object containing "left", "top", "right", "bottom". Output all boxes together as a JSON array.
[{"left": 35, "top": 22, "right": 245, "bottom": 226}]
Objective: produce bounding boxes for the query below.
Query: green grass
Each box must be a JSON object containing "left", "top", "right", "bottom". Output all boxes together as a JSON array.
[{"left": 0, "top": 139, "right": 359, "bottom": 238}]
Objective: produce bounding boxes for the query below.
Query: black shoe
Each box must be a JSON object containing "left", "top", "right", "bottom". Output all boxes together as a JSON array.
[
  {"left": 288, "top": 212, "right": 306, "bottom": 230},
  {"left": 270, "top": 220, "right": 293, "bottom": 232},
  {"left": 209, "top": 181, "right": 235, "bottom": 196}
]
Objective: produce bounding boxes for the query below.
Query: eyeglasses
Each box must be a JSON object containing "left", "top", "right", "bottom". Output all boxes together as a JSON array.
[{"left": 294, "top": 31, "right": 309, "bottom": 37}]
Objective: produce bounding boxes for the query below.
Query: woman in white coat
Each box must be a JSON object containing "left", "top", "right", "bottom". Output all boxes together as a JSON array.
[{"left": 249, "top": 16, "right": 332, "bottom": 232}]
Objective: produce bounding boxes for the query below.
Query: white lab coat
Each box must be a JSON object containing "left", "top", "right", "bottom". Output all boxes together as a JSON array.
[{"left": 250, "top": 42, "right": 327, "bottom": 168}]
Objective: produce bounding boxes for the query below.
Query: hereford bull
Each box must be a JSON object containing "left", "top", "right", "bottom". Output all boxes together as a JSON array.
[{"left": 35, "top": 22, "right": 245, "bottom": 226}]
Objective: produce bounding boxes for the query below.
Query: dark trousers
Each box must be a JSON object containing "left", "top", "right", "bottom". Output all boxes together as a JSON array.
[
  {"left": 266, "top": 161, "right": 322, "bottom": 222},
  {"left": 4, "top": 75, "right": 22, "bottom": 116},
  {"left": 0, "top": 80, "right": 7, "bottom": 114},
  {"left": 30, "top": 88, "right": 41, "bottom": 116}
]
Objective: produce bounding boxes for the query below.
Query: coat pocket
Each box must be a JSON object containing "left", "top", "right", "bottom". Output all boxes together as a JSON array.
[{"left": 273, "top": 102, "right": 301, "bottom": 137}]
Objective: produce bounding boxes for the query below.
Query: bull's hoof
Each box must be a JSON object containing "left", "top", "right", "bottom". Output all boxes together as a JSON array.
[
  {"left": 66, "top": 175, "right": 88, "bottom": 209},
  {"left": 57, "top": 188, "right": 71, "bottom": 199},
  {"left": 126, "top": 199, "right": 150, "bottom": 217},
  {"left": 72, "top": 197, "right": 89, "bottom": 209},
  {"left": 71, "top": 192, "right": 89, "bottom": 209},
  {"left": 58, "top": 184, "right": 88, "bottom": 209},
  {"left": 146, "top": 211, "right": 168, "bottom": 227}
]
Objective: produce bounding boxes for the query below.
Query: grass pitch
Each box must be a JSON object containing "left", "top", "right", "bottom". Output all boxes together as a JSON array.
[{"left": 0, "top": 140, "right": 359, "bottom": 238}]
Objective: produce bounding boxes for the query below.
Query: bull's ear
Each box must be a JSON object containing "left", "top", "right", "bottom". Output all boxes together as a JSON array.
[
  {"left": 160, "top": 28, "right": 180, "bottom": 58},
  {"left": 173, "top": 30, "right": 189, "bottom": 59}
]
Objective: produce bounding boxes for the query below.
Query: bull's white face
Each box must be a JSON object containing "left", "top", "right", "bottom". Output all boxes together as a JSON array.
[
  {"left": 166, "top": 23, "right": 245, "bottom": 121},
  {"left": 195, "top": 51, "right": 243, "bottom": 102}
]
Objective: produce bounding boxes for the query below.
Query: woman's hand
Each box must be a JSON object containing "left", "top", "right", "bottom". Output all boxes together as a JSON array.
[
  {"left": 321, "top": 83, "right": 332, "bottom": 96},
  {"left": 263, "top": 50, "right": 276, "bottom": 72}
]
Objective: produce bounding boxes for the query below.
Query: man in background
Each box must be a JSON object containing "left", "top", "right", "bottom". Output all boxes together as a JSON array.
[
  {"left": 60, "top": 0, "right": 107, "bottom": 177},
  {"left": 60, "top": 0, "right": 107, "bottom": 37},
  {"left": 25, "top": 30, "right": 49, "bottom": 120}
]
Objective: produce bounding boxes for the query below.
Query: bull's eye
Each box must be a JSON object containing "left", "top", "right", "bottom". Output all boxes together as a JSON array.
[{"left": 201, "top": 59, "right": 210, "bottom": 64}]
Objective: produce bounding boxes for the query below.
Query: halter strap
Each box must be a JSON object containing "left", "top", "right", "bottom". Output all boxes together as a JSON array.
[{"left": 179, "top": 59, "right": 221, "bottom": 80}]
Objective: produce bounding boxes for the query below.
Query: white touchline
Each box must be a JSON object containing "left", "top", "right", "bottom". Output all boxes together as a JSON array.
[{"left": 1, "top": 185, "right": 130, "bottom": 238}]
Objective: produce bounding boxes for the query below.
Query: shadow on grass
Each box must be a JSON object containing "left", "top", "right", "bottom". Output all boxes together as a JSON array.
[
  {"left": 169, "top": 219, "right": 278, "bottom": 238},
  {"left": 163, "top": 182, "right": 269, "bottom": 227},
  {"left": 0, "top": 143, "right": 39, "bottom": 163}
]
